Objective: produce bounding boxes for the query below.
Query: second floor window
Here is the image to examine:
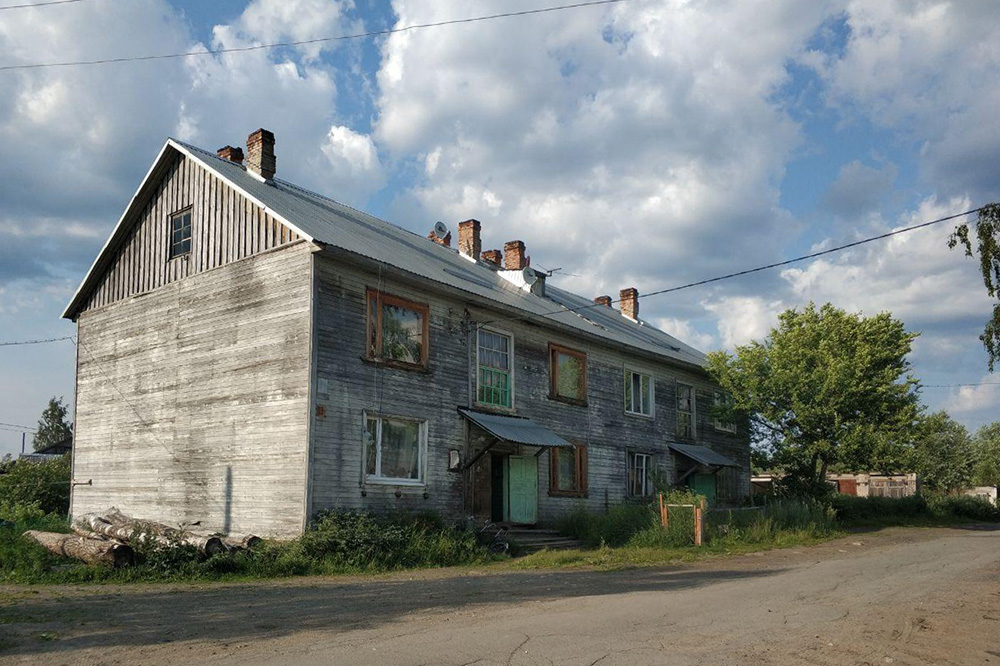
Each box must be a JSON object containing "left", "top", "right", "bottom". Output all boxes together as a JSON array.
[
  {"left": 169, "top": 209, "right": 192, "bottom": 259},
  {"left": 624, "top": 370, "right": 653, "bottom": 416},
  {"left": 477, "top": 329, "right": 512, "bottom": 408},
  {"left": 549, "top": 343, "right": 587, "bottom": 405},
  {"left": 366, "top": 289, "right": 429, "bottom": 368},
  {"left": 677, "top": 383, "right": 695, "bottom": 439},
  {"left": 713, "top": 391, "right": 738, "bottom": 434}
]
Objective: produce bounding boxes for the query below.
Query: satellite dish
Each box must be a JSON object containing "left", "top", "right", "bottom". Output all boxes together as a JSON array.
[
  {"left": 521, "top": 266, "right": 538, "bottom": 286},
  {"left": 432, "top": 221, "right": 450, "bottom": 239}
]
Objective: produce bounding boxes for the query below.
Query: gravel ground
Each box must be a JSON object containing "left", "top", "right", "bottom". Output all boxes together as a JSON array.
[{"left": 1, "top": 525, "right": 998, "bottom": 665}]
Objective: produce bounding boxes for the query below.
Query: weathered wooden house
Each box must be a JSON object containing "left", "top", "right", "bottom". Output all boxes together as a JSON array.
[{"left": 64, "top": 129, "right": 750, "bottom": 538}]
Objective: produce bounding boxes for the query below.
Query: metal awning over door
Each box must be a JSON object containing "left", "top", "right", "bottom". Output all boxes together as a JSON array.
[
  {"left": 668, "top": 443, "right": 739, "bottom": 468},
  {"left": 458, "top": 408, "right": 573, "bottom": 448}
]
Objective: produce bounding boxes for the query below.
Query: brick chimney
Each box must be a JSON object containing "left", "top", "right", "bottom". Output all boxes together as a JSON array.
[
  {"left": 427, "top": 229, "right": 451, "bottom": 246},
  {"left": 619, "top": 287, "right": 639, "bottom": 320},
  {"left": 217, "top": 145, "right": 244, "bottom": 164},
  {"left": 594, "top": 295, "right": 612, "bottom": 308},
  {"left": 246, "top": 128, "right": 276, "bottom": 181},
  {"left": 481, "top": 249, "right": 502, "bottom": 266},
  {"left": 504, "top": 240, "right": 527, "bottom": 270},
  {"left": 458, "top": 219, "right": 481, "bottom": 259}
]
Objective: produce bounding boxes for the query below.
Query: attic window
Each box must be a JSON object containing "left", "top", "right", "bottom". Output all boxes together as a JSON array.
[{"left": 169, "top": 209, "right": 192, "bottom": 259}]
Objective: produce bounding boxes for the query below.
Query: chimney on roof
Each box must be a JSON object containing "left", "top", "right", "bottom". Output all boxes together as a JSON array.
[
  {"left": 458, "top": 219, "right": 481, "bottom": 260},
  {"left": 427, "top": 228, "right": 452, "bottom": 246},
  {"left": 504, "top": 240, "right": 527, "bottom": 270},
  {"left": 217, "top": 145, "right": 244, "bottom": 164},
  {"left": 594, "top": 295, "right": 612, "bottom": 308},
  {"left": 619, "top": 287, "right": 639, "bottom": 320},
  {"left": 246, "top": 128, "right": 276, "bottom": 181},
  {"left": 481, "top": 249, "right": 502, "bottom": 266}
]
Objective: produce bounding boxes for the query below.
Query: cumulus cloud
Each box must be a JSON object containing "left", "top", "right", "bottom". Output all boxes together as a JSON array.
[
  {"left": 822, "top": 160, "right": 898, "bottom": 219},
  {"left": 945, "top": 375, "right": 1000, "bottom": 414},
  {"left": 316, "top": 125, "right": 386, "bottom": 203},
  {"left": 702, "top": 296, "right": 784, "bottom": 349}
]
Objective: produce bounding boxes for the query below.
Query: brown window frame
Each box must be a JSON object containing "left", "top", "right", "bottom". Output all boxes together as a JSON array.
[
  {"left": 548, "top": 343, "right": 588, "bottom": 406},
  {"left": 365, "top": 288, "right": 430, "bottom": 370},
  {"left": 549, "top": 444, "right": 588, "bottom": 497}
]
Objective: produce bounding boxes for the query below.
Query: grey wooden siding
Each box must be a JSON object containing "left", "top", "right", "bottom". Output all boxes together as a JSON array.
[
  {"left": 308, "top": 253, "right": 751, "bottom": 525},
  {"left": 72, "top": 239, "right": 313, "bottom": 538},
  {"left": 81, "top": 151, "right": 300, "bottom": 313}
]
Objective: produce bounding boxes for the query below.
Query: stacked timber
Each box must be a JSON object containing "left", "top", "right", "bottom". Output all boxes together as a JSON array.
[{"left": 23, "top": 507, "right": 261, "bottom": 568}]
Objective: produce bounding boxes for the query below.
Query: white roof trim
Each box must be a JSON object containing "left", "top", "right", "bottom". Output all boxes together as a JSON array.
[{"left": 62, "top": 139, "right": 316, "bottom": 319}]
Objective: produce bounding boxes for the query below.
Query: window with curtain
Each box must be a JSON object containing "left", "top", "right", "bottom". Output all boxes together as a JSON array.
[{"left": 363, "top": 414, "right": 426, "bottom": 484}]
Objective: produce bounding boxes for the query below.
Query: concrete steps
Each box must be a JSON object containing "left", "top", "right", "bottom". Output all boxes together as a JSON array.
[{"left": 506, "top": 527, "right": 584, "bottom": 553}]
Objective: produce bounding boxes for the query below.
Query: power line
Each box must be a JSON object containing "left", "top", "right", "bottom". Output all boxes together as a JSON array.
[
  {"left": 0, "top": 0, "right": 626, "bottom": 72},
  {"left": 484, "top": 205, "right": 985, "bottom": 326},
  {"left": 0, "top": 336, "right": 75, "bottom": 347},
  {"left": 922, "top": 382, "right": 1000, "bottom": 389},
  {"left": 0, "top": 421, "right": 36, "bottom": 431},
  {"left": 0, "top": 0, "right": 86, "bottom": 10}
]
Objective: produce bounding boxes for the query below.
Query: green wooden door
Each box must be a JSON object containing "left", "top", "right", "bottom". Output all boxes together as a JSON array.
[
  {"left": 692, "top": 474, "right": 717, "bottom": 506},
  {"left": 506, "top": 456, "right": 538, "bottom": 524}
]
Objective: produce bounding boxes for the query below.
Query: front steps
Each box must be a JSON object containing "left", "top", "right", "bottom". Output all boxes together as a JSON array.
[{"left": 506, "top": 526, "right": 584, "bottom": 553}]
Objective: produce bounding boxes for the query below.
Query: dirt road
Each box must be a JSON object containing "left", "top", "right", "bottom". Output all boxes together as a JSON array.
[{"left": 1, "top": 526, "right": 998, "bottom": 665}]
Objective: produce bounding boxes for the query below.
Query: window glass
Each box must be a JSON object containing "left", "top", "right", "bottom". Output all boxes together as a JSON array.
[
  {"left": 554, "top": 349, "right": 585, "bottom": 401},
  {"left": 169, "top": 210, "right": 192, "bottom": 259},
  {"left": 367, "top": 291, "right": 428, "bottom": 367},
  {"left": 478, "top": 330, "right": 512, "bottom": 407},
  {"left": 677, "top": 384, "right": 695, "bottom": 439},
  {"left": 364, "top": 415, "right": 424, "bottom": 483},
  {"left": 628, "top": 452, "right": 652, "bottom": 497},
  {"left": 713, "top": 392, "right": 738, "bottom": 433},
  {"left": 625, "top": 370, "right": 653, "bottom": 416},
  {"left": 550, "top": 445, "right": 587, "bottom": 495},
  {"left": 557, "top": 449, "right": 577, "bottom": 489}
]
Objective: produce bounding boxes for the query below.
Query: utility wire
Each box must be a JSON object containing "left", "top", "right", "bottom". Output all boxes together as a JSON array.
[
  {"left": 0, "top": 0, "right": 626, "bottom": 71},
  {"left": 0, "top": 0, "right": 86, "bottom": 9},
  {"left": 0, "top": 336, "right": 75, "bottom": 347},
  {"left": 483, "top": 205, "right": 985, "bottom": 326},
  {"left": 0, "top": 421, "right": 36, "bottom": 431},
  {"left": 921, "top": 382, "right": 1000, "bottom": 389}
]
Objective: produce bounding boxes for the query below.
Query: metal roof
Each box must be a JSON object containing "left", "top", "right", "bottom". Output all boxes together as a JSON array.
[
  {"left": 65, "top": 138, "right": 710, "bottom": 368},
  {"left": 668, "top": 442, "right": 739, "bottom": 468},
  {"left": 458, "top": 408, "right": 573, "bottom": 448}
]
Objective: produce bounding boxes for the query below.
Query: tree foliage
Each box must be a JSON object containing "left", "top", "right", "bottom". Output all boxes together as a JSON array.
[
  {"left": 972, "top": 422, "right": 1000, "bottom": 486},
  {"left": 949, "top": 203, "right": 1000, "bottom": 371},
  {"left": 31, "top": 396, "right": 72, "bottom": 452},
  {"left": 910, "top": 411, "right": 973, "bottom": 492},
  {"left": 0, "top": 455, "right": 71, "bottom": 519},
  {"left": 707, "top": 303, "right": 922, "bottom": 494}
]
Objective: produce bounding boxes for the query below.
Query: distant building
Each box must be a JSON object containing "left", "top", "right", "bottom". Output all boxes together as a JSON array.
[
  {"left": 751, "top": 472, "right": 920, "bottom": 498},
  {"left": 18, "top": 435, "right": 72, "bottom": 463},
  {"left": 963, "top": 486, "right": 998, "bottom": 506}
]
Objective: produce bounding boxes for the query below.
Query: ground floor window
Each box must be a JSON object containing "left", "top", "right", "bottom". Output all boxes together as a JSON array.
[
  {"left": 549, "top": 445, "right": 588, "bottom": 497},
  {"left": 363, "top": 413, "right": 426, "bottom": 484},
  {"left": 628, "top": 452, "right": 653, "bottom": 497}
]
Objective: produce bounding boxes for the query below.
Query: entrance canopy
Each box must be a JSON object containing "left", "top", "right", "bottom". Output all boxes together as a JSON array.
[
  {"left": 669, "top": 443, "right": 739, "bottom": 468},
  {"left": 458, "top": 408, "right": 572, "bottom": 448}
]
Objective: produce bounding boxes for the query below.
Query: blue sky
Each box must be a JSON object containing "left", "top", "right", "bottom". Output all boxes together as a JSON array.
[{"left": 1, "top": 0, "right": 999, "bottom": 457}]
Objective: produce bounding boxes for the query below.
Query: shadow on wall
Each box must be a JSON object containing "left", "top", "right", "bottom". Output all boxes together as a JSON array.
[{"left": 0, "top": 565, "right": 784, "bottom": 656}]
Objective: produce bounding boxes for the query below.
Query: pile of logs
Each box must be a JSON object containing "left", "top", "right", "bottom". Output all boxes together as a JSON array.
[{"left": 23, "top": 507, "right": 261, "bottom": 568}]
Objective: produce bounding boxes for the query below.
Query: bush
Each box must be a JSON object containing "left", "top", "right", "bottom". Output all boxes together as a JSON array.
[
  {"left": 830, "top": 493, "right": 1000, "bottom": 525},
  {"left": 0, "top": 456, "right": 70, "bottom": 520},
  {"left": 556, "top": 503, "right": 658, "bottom": 547},
  {"left": 926, "top": 494, "right": 1000, "bottom": 521}
]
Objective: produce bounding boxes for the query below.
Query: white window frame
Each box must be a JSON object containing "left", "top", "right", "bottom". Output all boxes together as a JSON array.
[
  {"left": 677, "top": 383, "right": 696, "bottom": 440},
  {"left": 624, "top": 368, "right": 654, "bottom": 418},
  {"left": 475, "top": 327, "right": 515, "bottom": 410},
  {"left": 713, "top": 391, "right": 738, "bottom": 434},
  {"left": 362, "top": 412, "right": 428, "bottom": 486},
  {"left": 628, "top": 451, "right": 653, "bottom": 497}
]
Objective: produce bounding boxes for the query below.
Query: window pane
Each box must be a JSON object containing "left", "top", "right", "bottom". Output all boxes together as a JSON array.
[
  {"left": 556, "top": 351, "right": 584, "bottom": 400},
  {"left": 368, "top": 295, "right": 378, "bottom": 357},
  {"left": 364, "top": 418, "right": 378, "bottom": 476},
  {"left": 379, "top": 419, "right": 420, "bottom": 480},
  {"left": 557, "top": 448, "right": 577, "bottom": 491},
  {"left": 381, "top": 303, "right": 423, "bottom": 364},
  {"left": 640, "top": 375, "right": 650, "bottom": 414},
  {"left": 624, "top": 371, "right": 633, "bottom": 411}
]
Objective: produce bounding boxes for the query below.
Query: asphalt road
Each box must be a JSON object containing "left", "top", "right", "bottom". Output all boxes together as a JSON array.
[{"left": 1, "top": 526, "right": 998, "bottom": 665}]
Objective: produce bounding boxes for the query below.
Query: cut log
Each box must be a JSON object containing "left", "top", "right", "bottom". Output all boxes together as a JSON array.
[
  {"left": 24, "top": 530, "right": 134, "bottom": 568},
  {"left": 75, "top": 509, "right": 225, "bottom": 556}
]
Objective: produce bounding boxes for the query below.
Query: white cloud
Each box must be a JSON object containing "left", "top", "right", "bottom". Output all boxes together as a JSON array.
[
  {"left": 702, "top": 296, "right": 784, "bottom": 349},
  {"left": 653, "top": 317, "right": 715, "bottom": 352},
  {"left": 318, "top": 125, "right": 385, "bottom": 203},
  {"left": 945, "top": 376, "right": 1000, "bottom": 414}
]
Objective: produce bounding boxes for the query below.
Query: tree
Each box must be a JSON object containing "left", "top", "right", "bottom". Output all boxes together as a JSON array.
[
  {"left": 707, "top": 303, "right": 922, "bottom": 495},
  {"left": 32, "top": 396, "right": 72, "bottom": 452},
  {"left": 972, "top": 422, "right": 1000, "bottom": 487},
  {"left": 911, "top": 412, "right": 973, "bottom": 492},
  {"left": 949, "top": 203, "right": 1000, "bottom": 371}
]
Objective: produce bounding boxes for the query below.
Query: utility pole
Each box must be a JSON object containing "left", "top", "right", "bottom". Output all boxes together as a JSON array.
[{"left": 21, "top": 431, "right": 25, "bottom": 454}]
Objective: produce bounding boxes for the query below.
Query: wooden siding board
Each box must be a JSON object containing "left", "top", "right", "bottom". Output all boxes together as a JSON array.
[{"left": 72, "top": 244, "right": 314, "bottom": 537}]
